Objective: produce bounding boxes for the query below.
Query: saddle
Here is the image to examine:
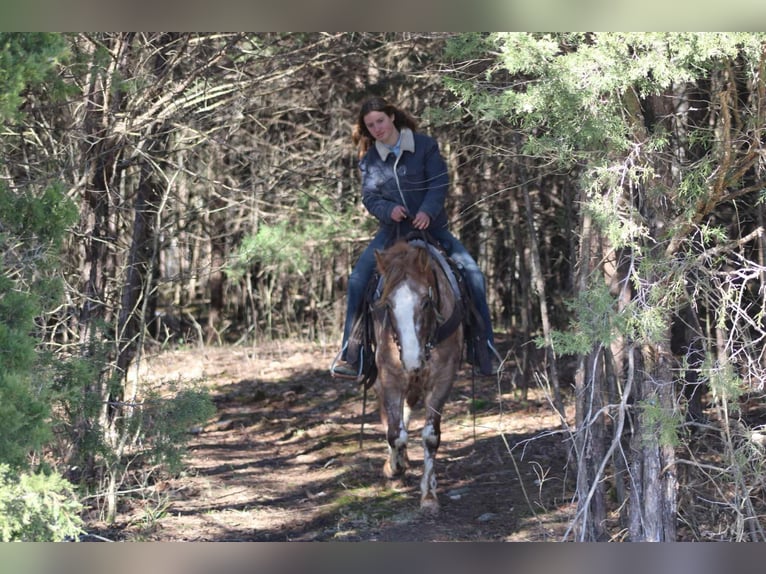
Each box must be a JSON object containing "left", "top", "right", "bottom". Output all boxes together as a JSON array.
[{"left": 345, "top": 233, "right": 486, "bottom": 389}]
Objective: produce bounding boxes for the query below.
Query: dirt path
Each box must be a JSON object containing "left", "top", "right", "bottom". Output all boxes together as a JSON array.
[{"left": 88, "top": 339, "right": 577, "bottom": 542}]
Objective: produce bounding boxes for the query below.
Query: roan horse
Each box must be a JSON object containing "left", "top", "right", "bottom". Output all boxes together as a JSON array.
[{"left": 370, "top": 238, "right": 464, "bottom": 513}]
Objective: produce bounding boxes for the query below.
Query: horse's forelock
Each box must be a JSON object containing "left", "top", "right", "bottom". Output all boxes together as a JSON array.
[{"left": 377, "top": 242, "right": 432, "bottom": 303}]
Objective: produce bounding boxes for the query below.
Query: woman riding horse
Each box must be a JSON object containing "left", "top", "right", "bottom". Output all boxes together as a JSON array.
[{"left": 331, "top": 96, "right": 498, "bottom": 379}]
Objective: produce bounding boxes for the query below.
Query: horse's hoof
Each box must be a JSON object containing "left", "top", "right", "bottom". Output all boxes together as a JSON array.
[
  {"left": 383, "top": 458, "right": 408, "bottom": 479},
  {"left": 383, "top": 460, "right": 401, "bottom": 479},
  {"left": 420, "top": 497, "right": 440, "bottom": 515}
]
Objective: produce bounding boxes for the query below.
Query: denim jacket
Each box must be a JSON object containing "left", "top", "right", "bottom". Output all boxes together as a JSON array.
[{"left": 359, "top": 128, "right": 449, "bottom": 237}]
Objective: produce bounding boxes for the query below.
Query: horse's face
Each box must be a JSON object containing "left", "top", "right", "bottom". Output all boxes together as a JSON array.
[
  {"left": 386, "top": 277, "right": 434, "bottom": 372},
  {"left": 375, "top": 244, "right": 437, "bottom": 373}
]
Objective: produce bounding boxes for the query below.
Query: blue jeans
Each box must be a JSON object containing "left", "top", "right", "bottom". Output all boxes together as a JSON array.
[{"left": 340, "top": 227, "right": 494, "bottom": 360}]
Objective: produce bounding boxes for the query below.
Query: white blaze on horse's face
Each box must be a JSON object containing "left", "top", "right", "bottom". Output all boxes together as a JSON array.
[{"left": 390, "top": 280, "right": 425, "bottom": 371}]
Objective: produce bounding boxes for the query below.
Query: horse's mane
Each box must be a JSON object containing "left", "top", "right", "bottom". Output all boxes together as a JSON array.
[{"left": 375, "top": 241, "right": 432, "bottom": 305}]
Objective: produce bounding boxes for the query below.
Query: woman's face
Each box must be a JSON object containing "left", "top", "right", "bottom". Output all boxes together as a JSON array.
[{"left": 363, "top": 111, "right": 398, "bottom": 146}]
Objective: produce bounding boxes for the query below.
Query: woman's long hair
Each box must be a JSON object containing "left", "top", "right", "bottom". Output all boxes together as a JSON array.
[{"left": 352, "top": 96, "right": 418, "bottom": 158}]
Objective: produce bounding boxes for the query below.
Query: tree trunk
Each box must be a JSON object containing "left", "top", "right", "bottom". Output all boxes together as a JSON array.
[
  {"left": 618, "top": 83, "right": 683, "bottom": 543},
  {"left": 75, "top": 33, "right": 134, "bottom": 480},
  {"left": 628, "top": 335, "right": 678, "bottom": 541},
  {"left": 573, "top": 348, "right": 608, "bottom": 541},
  {"left": 523, "top": 182, "right": 563, "bottom": 415},
  {"left": 571, "top": 195, "right": 609, "bottom": 540},
  {"left": 115, "top": 152, "right": 163, "bottom": 383}
]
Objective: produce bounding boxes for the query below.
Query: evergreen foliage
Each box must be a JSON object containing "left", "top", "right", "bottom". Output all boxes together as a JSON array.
[
  {"left": 447, "top": 32, "right": 766, "bottom": 540},
  {"left": 0, "top": 464, "right": 84, "bottom": 542},
  {"left": 0, "top": 33, "right": 68, "bottom": 122},
  {"left": 131, "top": 382, "right": 217, "bottom": 475}
]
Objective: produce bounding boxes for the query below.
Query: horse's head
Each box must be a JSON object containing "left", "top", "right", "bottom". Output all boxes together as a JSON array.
[{"left": 374, "top": 241, "right": 440, "bottom": 373}]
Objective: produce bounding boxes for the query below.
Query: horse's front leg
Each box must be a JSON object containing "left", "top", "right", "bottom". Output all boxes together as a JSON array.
[
  {"left": 420, "top": 371, "right": 453, "bottom": 513},
  {"left": 420, "top": 410, "right": 442, "bottom": 513},
  {"left": 383, "top": 409, "right": 409, "bottom": 478},
  {"left": 380, "top": 389, "right": 410, "bottom": 479}
]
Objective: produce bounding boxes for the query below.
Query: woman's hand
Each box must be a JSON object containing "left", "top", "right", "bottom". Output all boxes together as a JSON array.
[
  {"left": 391, "top": 205, "right": 408, "bottom": 222},
  {"left": 412, "top": 211, "right": 431, "bottom": 230}
]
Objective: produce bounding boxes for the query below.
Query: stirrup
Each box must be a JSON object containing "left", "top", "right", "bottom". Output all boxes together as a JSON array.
[{"left": 330, "top": 346, "right": 364, "bottom": 381}]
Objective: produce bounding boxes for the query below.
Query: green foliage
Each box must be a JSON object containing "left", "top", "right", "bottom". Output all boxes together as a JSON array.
[
  {"left": 296, "top": 189, "right": 354, "bottom": 258},
  {"left": 0, "top": 182, "right": 79, "bottom": 471},
  {"left": 0, "top": 263, "right": 54, "bottom": 468},
  {"left": 544, "top": 256, "right": 689, "bottom": 354},
  {"left": 584, "top": 186, "right": 650, "bottom": 253},
  {"left": 449, "top": 32, "right": 766, "bottom": 175},
  {"left": 543, "top": 283, "right": 626, "bottom": 354},
  {"left": 492, "top": 33, "right": 631, "bottom": 158},
  {"left": 132, "top": 381, "right": 216, "bottom": 474},
  {"left": 0, "top": 39, "right": 90, "bottom": 471},
  {"left": 0, "top": 183, "right": 78, "bottom": 246},
  {"left": 0, "top": 277, "right": 37, "bottom": 366},
  {"left": 0, "top": 464, "right": 84, "bottom": 541},
  {"left": 0, "top": 33, "right": 69, "bottom": 123},
  {"left": 0, "top": 373, "right": 51, "bottom": 468},
  {"left": 626, "top": 261, "right": 689, "bottom": 346},
  {"left": 706, "top": 360, "right": 744, "bottom": 407},
  {"left": 629, "top": 303, "right": 670, "bottom": 346},
  {"left": 639, "top": 397, "right": 682, "bottom": 448},
  {"left": 421, "top": 104, "right": 463, "bottom": 128},
  {"left": 230, "top": 189, "right": 348, "bottom": 279},
  {"left": 443, "top": 32, "right": 494, "bottom": 61},
  {"left": 45, "top": 348, "right": 111, "bottom": 474},
  {"left": 697, "top": 223, "right": 729, "bottom": 248},
  {"left": 674, "top": 160, "right": 715, "bottom": 218},
  {"left": 231, "top": 222, "right": 309, "bottom": 278}
]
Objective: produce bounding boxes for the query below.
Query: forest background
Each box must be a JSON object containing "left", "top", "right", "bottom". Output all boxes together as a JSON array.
[{"left": 3, "top": 31, "right": 766, "bottom": 542}]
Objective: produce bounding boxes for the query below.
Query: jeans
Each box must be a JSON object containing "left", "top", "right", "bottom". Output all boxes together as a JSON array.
[{"left": 340, "top": 227, "right": 494, "bottom": 361}]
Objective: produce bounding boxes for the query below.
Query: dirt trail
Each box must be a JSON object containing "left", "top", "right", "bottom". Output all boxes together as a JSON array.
[{"left": 89, "top": 339, "right": 577, "bottom": 542}]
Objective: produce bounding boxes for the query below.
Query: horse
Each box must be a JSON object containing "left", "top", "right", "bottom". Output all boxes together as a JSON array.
[{"left": 370, "top": 238, "right": 465, "bottom": 513}]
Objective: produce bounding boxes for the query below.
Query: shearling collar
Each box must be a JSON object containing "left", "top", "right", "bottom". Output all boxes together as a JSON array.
[{"left": 374, "top": 127, "right": 415, "bottom": 161}]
